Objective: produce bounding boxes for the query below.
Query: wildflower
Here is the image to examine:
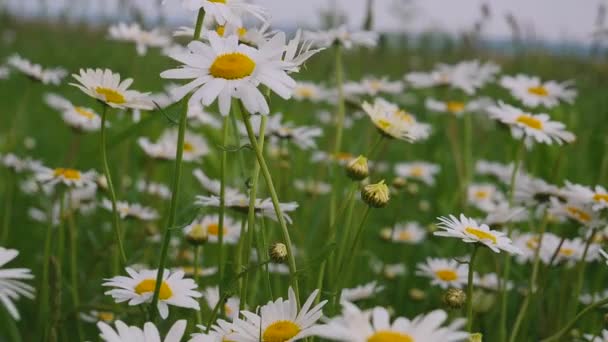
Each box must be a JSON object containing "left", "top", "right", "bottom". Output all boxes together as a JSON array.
[
  {"left": 405, "top": 60, "right": 500, "bottom": 95},
  {"left": 171, "top": 0, "right": 268, "bottom": 26},
  {"left": 425, "top": 97, "right": 495, "bottom": 117},
  {"left": 467, "top": 183, "right": 505, "bottom": 212},
  {"left": 563, "top": 181, "right": 608, "bottom": 212},
  {"left": 443, "top": 288, "right": 466, "bottom": 309},
  {"left": 34, "top": 165, "right": 97, "bottom": 189},
  {"left": 0, "top": 247, "right": 35, "bottom": 320},
  {"left": 436, "top": 214, "right": 521, "bottom": 254},
  {"left": 138, "top": 129, "right": 209, "bottom": 162},
  {"left": 242, "top": 113, "right": 323, "bottom": 150},
  {"left": 293, "top": 81, "right": 329, "bottom": 102},
  {"left": 44, "top": 93, "right": 102, "bottom": 132},
  {"left": 340, "top": 281, "right": 384, "bottom": 303},
  {"left": 269, "top": 242, "right": 288, "bottom": 263},
  {"left": 381, "top": 222, "right": 427, "bottom": 244},
  {"left": 500, "top": 74, "right": 576, "bottom": 108},
  {"left": 344, "top": 76, "right": 404, "bottom": 97},
  {"left": 108, "top": 22, "right": 171, "bottom": 56},
  {"left": 202, "top": 286, "right": 240, "bottom": 321},
  {"left": 394, "top": 161, "right": 440, "bottom": 185},
  {"left": 97, "top": 320, "right": 186, "bottom": 341},
  {"left": 7, "top": 54, "right": 67, "bottom": 84},
  {"left": 183, "top": 215, "right": 241, "bottom": 245},
  {"left": 362, "top": 98, "right": 431, "bottom": 142},
  {"left": 101, "top": 199, "right": 159, "bottom": 221},
  {"left": 304, "top": 26, "right": 378, "bottom": 49},
  {"left": 416, "top": 258, "right": 468, "bottom": 289},
  {"left": 362, "top": 180, "right": 390, "bottom": 208},
  {"left": 190, "top": 319, "right": 236, "bottom": 342},
  {"left": 346, "top": 155, "right": 369, "bottom": 181}
]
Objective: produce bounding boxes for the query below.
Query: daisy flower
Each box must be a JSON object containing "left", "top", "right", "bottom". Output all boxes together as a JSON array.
[
  {"left": 554, "top": 238, "right": 601, "bottom": 266},
  {"left": 563, "top": 181, "right": 608, "bottom": 212},
  {"left": 97, "top": 319, "right": 186, "bottom": 342},
  {"left": 436, "top": 214, "right": 521, "bottom": 254},
  {"left": 488, "top": 102, "right": 576, "bottom": 148},
  {"left": 311, "top": 151, "right": 356, "bottom": 166},
  {"left": 0, "top": 66, "right": 9, "bottom": 79},
  {"left": 294, "top": 179, "right": 331, "bottom": 196},
  {"left": 583, "top": 329, "right": 608, "bottom": 342},
  {"left": 304, "top": 25, "right": 378, "bottom": 49},
  {"left": 513, "top": 174, "right": 563, "bottom": 206},
  {"left": 108, "top": 22, "right": 171, "bottom": 56},
  {"left": 172, "top": 0, "right": 268, "bottom": 26},
  {"left": 34, "top": 165, "right": 97, "bottom": 188},
  {"left": 405, "top": 60, "right": 499, "bottom": 95},
  {"left": 370, "top": 259, "right": 407, "bottom": 280},
  {"left": 344, "top": 76, "right": 404, "bottom": 97},
  {"left": 138, "top": 128, "right": 209, "bottom": 162},
  {"left": 183, "top": 214, "right": 241, "bottom": 245},
  {"left": 512, "top": 231, "right": 560, "bottom": 265},
  {"left": 1, "top": 154, "right": 41, "bottom": 173},
  {"left": 44, "top": 93, "right": 102, "bottom": 132},
  {"left": 394, "top": 161, "right": 440, "bottom": 185},
  {"left": 484, "top": 203, "right": 528, "bottom": 227},
  {"left": 340, "top": 281, "right": 384, "bottom": 303},
  {"left": 548, "top": 197, "right": 601, "bottom": 227},
  {"left": 161, "top": 31, "right": 304, "bottom": 115},
  {"left": 500, "top": 74, "right": 576, "bottom": 108},
  {"left": 293, "top": 81, "right": 328, "bottom": 102},
  {"left": 425, "top": 97, "right": 494, "bottom": 117},
  {"left": 416, "top": 258, "right": 468, "bottom": 289},
  {"left": 467, "top": 183, "right": 505, "bottom": 212},
  {"left": 190, "top": 319, "right": 235, "bottom": 342},
  {"left": 173, "top": 265, "right": 218, "bottom": 278},
  {"left": 6, "top": 54, "right": 67, "bottom": 84},
  {"left": 103, "top": 268, "right": 201, "bottom": 319},
  {"left": 475, "top": 159, "right": 519, "bottom": 184},
  {"left": 101, "top": 199, "right": 159, "bottom": 221},
  {"left": 474, "top": 272, "right": 513, "bottom": 291},
  {"left": 79, "top": 310, "right": 116, "bottom": 323},
  {"left": 231, "top": 288, "right": 326, "bottom": 342},
  {"left": 317, "top": 303, "right": 468, "bottom": 342},
  {"left": 136, "top": 180, "right": 172, "bottom": 200},
  {"left": 362, "top": 98, "right": 431, "bottom": 142},
  {"left": 202, "top": 286, "right": 240, "bottom": 321},
  {"left": 71, "top": 68, "right": 154, "bottom": 110},
  {"left": 380, "top": 222, "right": 427, "bottom": 244},
  {"left": 0, "top": 247, "right": 35, "bottom": 320},
  {"left": 242, "top": 113, "right": 323, "bottom": 150}
]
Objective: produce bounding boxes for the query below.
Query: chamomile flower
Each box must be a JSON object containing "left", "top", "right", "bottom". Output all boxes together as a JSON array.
[
  {"left": 190, "top": 319, "right": 236, "bottom": 342},
  {"left": 554, "top": 238, "right": 601, "bottom": 265},
  {"left": 512, "top": 231, "right": 560, "bottom": 265},
  {"left": 6, "top": 54, "right": 67, "bottom": 84},
  {"left": 231, "top": 287, "right": 326, "bottom": 342},
  {"left": 71, "top": 68, "right": 154, "bottom": 110},
  {"left": 34, "top": 165, "right": 97, "bottom": 188},
  {"left": 436, "top": 214, "right": 521, "bottom": 254},
  {"left": 394, "top": 161, "right": 440, "bottom": 185},
  {"left": 548, "top": 197, "right": 601, "bottom": 227},
  {"left": 138, "top": 129, "right": 209, "bottom": 162},
  {"left": 563, "top": 181, "right": 608, "bottom": 212},
  {"left": 475, "top": 160, "right": 518, "bottom": 184},
  {"left": 340, "top": 281, "right": 384, "bottom": 303},
  {"left": 293, "top": 81, "right": 328, "bottom": 102},
  {"left": 108, "top": 22, "right": 171, "bottom": 56},
  {"left": 362, "top": 98, "right": 431, "bottom": 142},
  {"left": 136, "top": 180, "right": 172, "bottom": 200},
  {"left": 583, "top": 329, "right": 608, "bottom": 342},
  {"left": 381, "top": 222, "right": 427, "bottom": 244},
  {"left": 305, "top": 25, "right": 378, "bottom": 49},
  {"left": 467, "top": 183, "right": 505, "bottom": 212},
  {"left": 425, "top": 97, "right": 494, "bottom": 117},
  {"left": 101, "top": 199, "right": 159, "bottom": 221},
  {"left": 172, "top": 0, "right": 268, "bottom": 26},
  {"left": 474, "top": 272, "right": 513, "bottom": 291},
  {"left": 416, "top": 258, "right": 468, "bottom": 289},
  {"left": 488, "top": 102, "right": 576, "bottom": 148},
  {"left": 161, "top": 32, "right": 299, "bottom": 116},
  {"left": 294, "top": 179, "right": 331, "bottom": 196},
  {"left": 79, "top": 310, "right": 116, "bottom": 323},
  {"left": 513, "top": 174, "right": 563, "bottom": 206},
  {"left": 184, "top": 214, "right": 241, "bottom": 245},
  {"left": 0, "top": 247, "right": 35, "bottom": 320},
  {"left": 202, "top": 286, "right": 240, "bottom": 321},
  {"left": 44, "top": 93, "right": 102, "bottom": 132},
  {"left": 103, "top": 268, "right": 201, "bottom": 319},
  {"left": 344, "top": 76, "right": 404, "bottom": 97},
  {"left": 317, "top": 303, "right": 468, "bottom": 342},
  {"left": 500, "top": 74, "right": 576, "bottom": 108},
  {"left": 243, "top": 113, "right": 323, "bottom": 150},
  {"left": 1, "top": 154, "right": 41, "bottom": 173},
  {"left": 97, "top": 319, "right": 187, "bottom": 342},
  {"left": 369, "top": 260, "right": 407, "bottom": 280},
  {"left": 405, "top": 60, "right": 500, "bottom": 95}
]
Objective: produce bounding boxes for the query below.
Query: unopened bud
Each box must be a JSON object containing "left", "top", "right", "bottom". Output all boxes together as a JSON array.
[
  {"left": 346, "top": 155, "right": 369, "bottom": 181},
  {"left": 443, "top": 288, "right": 466, "bottom": 309},
  {"left": 361, "top": 180, "right": 390, "bottom": 208},
  {"left": 269, "top": 242, "right": 288, "bottom": 263},
  {"left": 184, "top": 223, "right": 208, "bottom": 246}
]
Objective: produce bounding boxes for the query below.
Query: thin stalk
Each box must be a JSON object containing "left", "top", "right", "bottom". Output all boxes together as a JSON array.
[
  {"left": 463, "top": 112, "right": 473, "bottom": 206},
  {"left": 540, "top": 297, "right": 608, "bottom": 342},
  {"left": 254, "top": 218, "right": 273, "bottom": 300},
  {"left": 38, "top": 194, "right": 56, "bottom": 335},
  {"left": 572, "top": 228, "right": 597, "bottom": 313},
  {"left": 66, "top": 193, "right": 83, "bottom": 340},
  {"left": 466, "top": 245, "right": 479, "bottom": 332},
  {"left": 239, "top": 103, "right": 300, "bottom": 305},
  {"left": 100, "top": 105, "right": 127, "bottom": 265},
  {"left": 328, "top": 44, "right": 346, "bottom": 230},
  {"left": 217, "top": 114, "right": 229, "bottom": 301},
  {"left": 241, "top": 115, "right": 267, "bottom": 311}
]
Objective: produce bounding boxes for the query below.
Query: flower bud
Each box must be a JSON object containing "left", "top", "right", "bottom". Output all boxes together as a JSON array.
[
  {"left": 361, "top": 180, "right": 390, "bottom": 208},
  {"left": 409, "top": 288, "right": 426, "bottom": 301},
  {"left": 443, "top": 288, "right": 466, "bottom": 309},
  {"left": 184, "top": 223, "right": 208, "bottom": 246},
  {"left": 269, "top": 242, "right": 288, "bottom": 263},
  {"left": 468, "top": 333, "right": 483, "bottom": 342},
  {"left": 392, "top": 177, "right": 407, "bottom": 189},
  {"left": 346, "top": 155, "right": 369, "bottom": 181}
]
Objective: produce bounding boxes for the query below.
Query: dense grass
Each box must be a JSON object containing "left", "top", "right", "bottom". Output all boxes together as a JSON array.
[{"left": 1, "top": 16, "right": 608, "bottom": 341}]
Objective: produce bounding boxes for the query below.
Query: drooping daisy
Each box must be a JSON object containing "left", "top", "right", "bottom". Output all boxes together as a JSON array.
[
  {"left": 97, "top": 319, "right": 186, "bottom": 342},
  {"left": 293, "top": 81, "right": 329, "bottom": 102},
  {"left": 467, "top": 183, "right": 505, "bottom": 212},
  {"left": 161, "top": 31, "right": 303, "bottom": 115},
  {"left": 0, "top": 247, "right": 35, "bottom": 320},
  {"left": 34, "top": 165, "right": 97, "bottom": 188},
  {"left": 136, "top": 180, "right": 172, "bottom": 200},
  {"left": 394, "top": 161, "right": 440, "bottom": 185},
  {"left": 563, "top": 181, "right": 608, "bottom": 212},
  {"left": 101, "top": 199, "right": 159, "bottom": 221},
  {"left": 294, "top": 179, "right": 331, "bottom": 196},
  {"left": 108, "top": 22, "right": 171, "bottom": 56},
  {"left": 362, "top": 98, "right": 431, "bottom": 142},
  {"left": 500, "top": 74, "right": 576, "bottom": 108},
  {"left": 380, "top": 222, "right": 427, "bottom": 244},
  {"left": 305, "top": 26, "right": 378, "bottom": 49},
  {"left": 183, "top": 214, "right": 241, "bottom": 245},
  {"left": 425, "top": 97, "right": 494, "bottom": 117},
  {"left": 103, "top": 268, "right": 201, "bottom": 319},
  {"left": 416, "top": 257, "right": 468, "bottom": 289},
  {"left": 202, "top": 286, "right": 240, "bottom": 321},
  {"left": 487, "top": 102, "right": 576, "bottom": 148},
  {"left": 242, "top": 113, "right": 323, "bottom": 150},
  {"left": 44, "top": 93, "right": 102, "bottom": 132},
  {"left": 340, "top": 281, "right": 384, "bottom": 303},
  {"left": 71, "top": 68, "right": 154, "bottom": 110},
  {"left": 6, "top": 54, "right": 67, "bottom": 84},
  {"left": 436, "top": 214, "right": 521, "bottom": 254},
  {"left": 317, "top": 303, "right": 468, "bottom": 342},
  {"left": 190, "top": 319, "right": 236, "bottom": 342},
  {"left": 344, "top": 76, "right": 404, "bottom": 97},
  {"left": 171, "top": 0, "right": 268, "bottom": 26},
  {"left": 138, "top": 128, "right": 209, "bottom": 162},
  {"left": 231, "top": 287, "right": 326, "bottom": 342},
  {"left": 405, "top": 60, "right": 500, "bottom": 95}
]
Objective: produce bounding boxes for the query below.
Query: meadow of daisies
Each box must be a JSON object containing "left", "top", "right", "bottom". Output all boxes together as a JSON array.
[{"left": 1, "top": 1, "right": 608, "bottom": 341}]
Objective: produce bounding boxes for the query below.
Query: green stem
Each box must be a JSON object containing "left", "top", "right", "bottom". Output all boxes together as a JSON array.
[
  {"left": 540, "top": 297, "right": 608, "bottom": 342},
  {"left": 572, "top": 228, "right": 597, "bottom": 313},
  {"left": 193, "top": 9, "right": 206, "bottom": 40},
  {"left": 66, "top": 193, "right": 83, "bottom": 341},
  {"left": 241, "top": 115, "right": 267, "bottom": 311},
  {"left": 217, "top": 114, "right": 229, "bottom": 307},
  {"left": 466, "top": 245, "right": 479, "bottom": 332},
  {"left": 239, "top": 104, "right": 300, "bottom": 305},
  {"left": 463, "top": 111, "right": 473, "bottom": 208},
  {"left": 100, "top": 105, "right": 127, "bottom": 265},
  {"left": 332, "top": 44, "right": 346, "bottom": 157},
  {"left": 38, "top": 194, "right": 55, "bottom": 336}
]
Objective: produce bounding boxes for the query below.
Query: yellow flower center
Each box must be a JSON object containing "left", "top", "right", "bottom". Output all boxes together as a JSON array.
[
  {"left": 446, "top": 101, "right": 465, "bottom": 113},
  {"left": 224, "top": 304, "right": 233, "bottom": 316},
  {"left": 216, "top": 26, "right": 226, "bottom": 36},
  {"left": 95, "top": 87, "right": 126, "bottom": 104},
  {"left": 516, "top": 114, "right": 543, "bottom": 130},
  {"left": 188, "top": 224, "right": 207, "bottom": 239},
  {"left": 559, "top": 248, "right": 575, "bottom": 257},
  {"left": 209, "top": 0, "right": 226, "bottom": 3},
  {"left": 209, "top": 53, "right": 255, "bottom": 80},
  {"left": 474, "top": 190, "right": 489, "bottom": 199},
  {"left": 465, "top": 226, "right": 497, "bottom": 244},
  {"left": 566, "top": 206, "right": 591, "bottom": 223},
  {"left": 435, "top": 269, "right": 458, "bottom": 281},
  {"left": 97, "top": 311, "right": 115, "bottom": 322},
  {"left": 377, "top": 119, "right": 392, "bottom": 130},
  {"left": 53, "top": 168, "right": 82, "bottom": 180},
  {"left": 528, "top": 86, "right": 549, "bottom": 97},
  {"left": 296, "top": 87, "right": 315, "bottom": 98},
  {"left": 368, "top": 331, "right": 414, "bottom": 342},
  {"left": 237, "top": 27, "right": 247, "bottom": 37},
  {"left": 369, "top": 80, "right": 383, "bottom": 91},
  {"left": 526, "top": 237, "right": 539, "bottom": 250},
  {"left": 134, "top": 279, "right": 173, "bottom": 300},
  {"left": 593, "top": 193, "right": 608, "bottom": 203},
  {"left": 333, "top": 152, "right": 353, "bottom": 161},
  {"left": 262, "top": 320, "right": 301, "bottom": 342},
  {"left": 184, "top": 141, "right": 195, "bottom": 152},
  {"left": 207, "top": 223, "right": 226, "bottom": 236},
  {"left": 74, "top": 107, "right": 96, "bottom": 119},
  {"left": 410, "top": 166, "right": 424, "bottom": 177},
  {"left": 395, "top": 110, "right": 414, "bottom": 123},
  {"left": 397, "top": 231, "right": 412, "bottom": 241}
]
